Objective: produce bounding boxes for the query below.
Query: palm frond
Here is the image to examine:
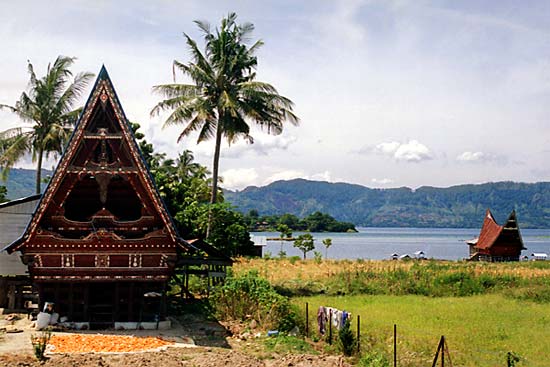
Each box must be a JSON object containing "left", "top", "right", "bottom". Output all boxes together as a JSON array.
[
  {"left": 0, "top": 104, "right": 17, "bottom": 113},
  {"left": 194, "top": 20, "right": 211, "bottom": 36},
  {"left": 0, "top": 132, "right": 32, "bottom": 170}
]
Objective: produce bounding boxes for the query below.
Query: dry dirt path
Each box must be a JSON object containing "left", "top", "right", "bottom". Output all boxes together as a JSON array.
[{"left": 0, "top": 314, "right": 352, "bottom": 367}]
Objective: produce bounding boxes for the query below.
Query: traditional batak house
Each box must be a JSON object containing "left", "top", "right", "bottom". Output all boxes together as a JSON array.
[
  {"left": 467, "top": 209, "right": 526, "bottom": 262},
  {"left": 2, "top": 67, "right": 229, "bottom": 328}
]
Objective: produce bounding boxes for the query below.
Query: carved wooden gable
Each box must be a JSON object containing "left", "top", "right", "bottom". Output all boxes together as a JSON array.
[{"left": 6, "top": 67, "right": 187, "bottom": 281}]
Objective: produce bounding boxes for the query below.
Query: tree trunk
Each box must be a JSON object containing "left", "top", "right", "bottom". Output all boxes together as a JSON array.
[
  {"left": 35, "top": 148, "right": 43, "bottom": 195},
  {"left": 206, "top": 119, "right": 224, "bottom": 239}
]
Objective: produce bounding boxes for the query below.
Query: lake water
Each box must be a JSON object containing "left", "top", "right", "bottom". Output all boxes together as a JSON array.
[{"left": 251, "top": 227, "right": 550, "bottom": 260}]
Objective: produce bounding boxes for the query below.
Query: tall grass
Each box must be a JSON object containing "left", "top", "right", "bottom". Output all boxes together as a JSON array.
[{"left": 235, "top": 258, "right": 550, "bottom": 301}]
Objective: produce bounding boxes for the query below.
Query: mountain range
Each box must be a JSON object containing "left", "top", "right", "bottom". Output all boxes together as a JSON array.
[
  {"left": 3, "top": 169, "right": 549, "bottom": 229},
  {"left": 224, "top": 179, "right": 550, "bottom": 229},
  {"left": 0, "top": 168, "right": 51, "bottom": 200}
]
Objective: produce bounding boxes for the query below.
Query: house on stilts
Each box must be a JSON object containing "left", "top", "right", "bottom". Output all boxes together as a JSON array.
[
  {"left": 466, "top": 209, "right": 526, "bottom": 262},
  {"left": 1, "top": 67, "right": 231, "bottom": 328}
]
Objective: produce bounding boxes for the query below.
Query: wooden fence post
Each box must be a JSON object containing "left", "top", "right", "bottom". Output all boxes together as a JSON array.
[
  {"left": 305, "top": 302, "right": 309, "bottom": 338},
  {"left": 357, "top": 315, "right": 361, "bottom": 354},
  {"left": 431, "top": 335, "right": 453, "bottom": 367},
  {"left": 394, "top": 324, "right": 397, "bottom": 367}
]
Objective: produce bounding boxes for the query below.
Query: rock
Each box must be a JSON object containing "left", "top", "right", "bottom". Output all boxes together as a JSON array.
[
  {"left": 288, "top": 326, "right": 299, "bottom": 336},
  {"left": 4, "top": 314, "right": 19, "bottom": 322},
  {"left": 249, "top": 319, "right": 258, "bottom": 329}
]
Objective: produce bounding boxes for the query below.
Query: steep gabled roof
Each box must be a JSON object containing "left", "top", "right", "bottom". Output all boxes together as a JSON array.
[
  {"left": 3, "top": 66, "right": 189, "bottom": 253},
  {"left": 475, "top": 209, "right": 503, "bottom": 250},
  {"left": 475, "top": 209, "right": 525, "bottom": 250}
]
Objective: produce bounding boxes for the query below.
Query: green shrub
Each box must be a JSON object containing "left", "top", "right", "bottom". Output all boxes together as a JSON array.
[
  {"left": 313, "top": 251, "right": 323, "bottom": 264},
  {"left": 338, "top": 319, "right": 356, "bottom": 356},
  {"left": 507, "top": 285, "right": 550, "bottom": 303},
  {"left": 263, "top": 334, "right": 316, "bottom": 354},
  {"left": 31, "top": 329, "right": 51, "bottom": 361},
  {"left": 211, "top": 271, "right": 300, "bottom": 331},
  {"left": 359, "top": 350, "right": 390, "bottom": 367},
  {"left": 289, "top": 256, "right": 301, "bottom": 264}
]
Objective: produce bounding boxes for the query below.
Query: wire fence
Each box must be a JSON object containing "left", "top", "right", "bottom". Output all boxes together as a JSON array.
[{"left": 303, "top": 302, "right": 531, "bottom": 367}]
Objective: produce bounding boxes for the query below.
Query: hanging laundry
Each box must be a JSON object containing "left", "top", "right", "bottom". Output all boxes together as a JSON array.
[
  {"left": 317, "top": 306, "right": 353, "bottom": 334},
  {"left": 317, "top": 306, "right": 327, "bottom": 335}
]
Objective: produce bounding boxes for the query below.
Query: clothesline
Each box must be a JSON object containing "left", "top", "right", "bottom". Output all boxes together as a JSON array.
[{"left": 317, "top": 306, "right": 351, "bottom": 335}]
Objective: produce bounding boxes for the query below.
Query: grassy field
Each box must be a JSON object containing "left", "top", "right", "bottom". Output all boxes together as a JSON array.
[
  {"left": 232, "top": 258, "right": 550, "bottom": 366},
  {"left": 294, "top": 294, "right": 550, "bottom": 367},
  {"left": 234, "top": 258, "right": 550, "bottom": 301}
]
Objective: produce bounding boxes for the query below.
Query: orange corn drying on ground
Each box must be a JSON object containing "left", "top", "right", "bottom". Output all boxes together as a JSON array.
[{"left": 49, "top": 334, "right": 173, "bottom": 353}]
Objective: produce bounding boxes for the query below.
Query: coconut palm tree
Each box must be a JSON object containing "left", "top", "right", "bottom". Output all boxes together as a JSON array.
[
  {"left": 176, "top": 150, "right": 201, "bottom": 179},
  {"left": 0, "top": 56, "right": 93, "bottom": 194},
  {"left": 151, "top": 12, "right": 299, "bottom": 236}
]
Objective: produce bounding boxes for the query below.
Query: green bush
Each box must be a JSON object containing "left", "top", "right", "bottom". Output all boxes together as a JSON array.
[
  {"left": 289, "top": 256, "right": 301, "bottom": 264},
  {"left": 359, "top": 350, "right": 390, "bottom": 367},
  {"left": 212, "top": 271, "right": 300, "bottom": 331},
  {"left": 31, "top": 329, "right": 51, "bottom": 361},
  {"left": 313, "top": 251, "right": 323, "bottom": 264},
  {"left": 263, "top": 334, "right": 316, "bottom": 354},
  {"left": 338, "top": 319, "right": 356, "bottom": 356}
]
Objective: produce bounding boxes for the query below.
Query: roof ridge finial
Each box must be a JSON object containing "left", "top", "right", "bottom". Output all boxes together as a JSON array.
[{"left": 98, "top": 65, "right": 110, "bottom": 80}]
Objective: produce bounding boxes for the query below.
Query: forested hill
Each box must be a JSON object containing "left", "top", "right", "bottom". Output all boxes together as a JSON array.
[
  {"left": 0, "top": 168, "right": 51, "bottom": 199},
  {"left": 224, "top": 179, "right": 550, "bottom": 229}
]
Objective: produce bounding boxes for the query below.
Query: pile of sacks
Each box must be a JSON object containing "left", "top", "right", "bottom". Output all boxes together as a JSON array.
[{"left": 36, "top": 302, "right": 59, "bottom": 330}]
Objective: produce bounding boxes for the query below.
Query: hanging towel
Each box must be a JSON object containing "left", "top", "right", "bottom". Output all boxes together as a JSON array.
[{"left": 317, "top": 306, "right": 327, "bottom": 335}]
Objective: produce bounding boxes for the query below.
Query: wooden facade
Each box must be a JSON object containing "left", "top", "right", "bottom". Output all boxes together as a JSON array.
[
  {"left": 3, "top": 67, "right": 206, "bottom": 327},
  {"left": 467, "top": 209, "right": 526, "bottom": 262}
]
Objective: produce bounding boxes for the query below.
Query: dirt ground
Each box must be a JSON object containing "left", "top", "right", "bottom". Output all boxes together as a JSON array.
[{"left": 0, "top": 312, "right": 352, "bottom": 367}]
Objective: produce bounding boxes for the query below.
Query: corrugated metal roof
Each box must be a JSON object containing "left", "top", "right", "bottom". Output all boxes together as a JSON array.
[{"left": 0, "top": 195, "right": 40, "bottom": 275}]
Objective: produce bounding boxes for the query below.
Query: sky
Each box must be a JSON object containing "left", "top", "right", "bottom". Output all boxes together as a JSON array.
[{"left": 1, "top": 0, "right": 549, "bottom": 191}]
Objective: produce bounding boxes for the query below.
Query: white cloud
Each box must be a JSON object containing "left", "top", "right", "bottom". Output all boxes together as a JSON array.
[
  {"left": 374, "top": 141, "right": 401, "bottom": 155},
  {"left": 310, "top": 170, "right": 332, "bottom": 182},
  {"left": 223, "top": 134, "right": 297, "bottom": 158},
  {"left": 191, "top": 134, "right": 297, "bottom": 159},
  {"left": 371, "top": 178, "right": 394, "bottom": 185},
  {"left": 264, "top": 170, "right": 304, "bottom": 184},
  {"left": 221, "top": 168, "right": 259, "bottom": 190},
  {"left": 457, "top": 151, "right": 485, "bottom": 162},
  {"left": 262, "top": 169, "right": 334, "bottom": 186},
  {"left": 456, "top": 151, "right": 510, "bottom": 165},
  {"left": 373, "top": 140, "right": 433, "bottom": 162}
]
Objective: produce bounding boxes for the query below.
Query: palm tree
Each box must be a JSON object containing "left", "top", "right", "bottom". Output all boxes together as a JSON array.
[
  {"left": 151, "top": 12, "right": 299, "bottom": 237},
  {"left": 0, "top": 56, "right": 93, "bottom": 194},
  {"left": 176, "top": 150, "right": 201, "bottom": 178}
]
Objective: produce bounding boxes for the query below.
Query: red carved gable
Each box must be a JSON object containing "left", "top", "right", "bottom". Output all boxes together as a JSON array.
[{"left": 5, "top": 67, "right": 189, "bottom": 281}]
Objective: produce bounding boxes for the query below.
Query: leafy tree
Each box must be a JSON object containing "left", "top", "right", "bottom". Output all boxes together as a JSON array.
[
  {"left": 176, "top": 149, "right": 201, "bottom": 178},
  {"left": 279, "top": 213, "right": 301, "bottom": 228},
  {"left": 0, "top": 186, "right": 7, "bottom": 203},
  {"left": 276, "top": 223, "right": 292, "bottom": 239},
  {"left": 131, "top": 123, "right": 253, "bottom": 256},
  {"left": 293, "top": 233, "right": 315, "bottom": 260},
  {"left": 0, "top": 56, "right": 93, "bottom": 193},
  {"left": 151, "top": 12, "right": 299, "bottom": 237},
  {"left": 322, "top": 238, "right": 332, "bottom": 259}
]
